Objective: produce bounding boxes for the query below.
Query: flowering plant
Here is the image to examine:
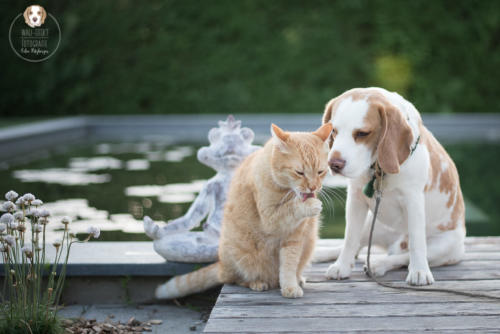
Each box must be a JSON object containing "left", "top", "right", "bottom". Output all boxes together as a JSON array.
[{"left": 0, "top": 190, "right": 100, "bottom": 334}]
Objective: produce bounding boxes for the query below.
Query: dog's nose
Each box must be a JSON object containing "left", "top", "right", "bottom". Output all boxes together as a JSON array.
[
  {"left": 329, "top": 158, "right": 346, "bottom": 173},
  {"left": 33, "top": 17, "right": 37, "bottom": 22}
]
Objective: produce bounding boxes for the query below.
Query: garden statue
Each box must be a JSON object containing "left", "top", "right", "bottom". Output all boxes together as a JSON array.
[{"left": 143, "top": 115, "right": 260, "bottom": 262}]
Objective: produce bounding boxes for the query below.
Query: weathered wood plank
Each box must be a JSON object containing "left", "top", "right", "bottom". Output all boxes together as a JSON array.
[
  {"left": 220, "top": 332, "right": 500, "bottom": 334},
  {"left": 205, "top": 237, "right": 500, "bottom": 333},
  {"left": 215, "top": 290, "right": 500, "bottom": 306},
  {"left": 462, "top": 252, "right": 500, "bottom": 261},
  {"left": 304, "top": 268, "right": 500, "bottom": 283},
  {"left": 208, "top": 331, "right": 500, "bottom": 334},
  {"left": 210, "top": 301, "right": 500, "bottom": 318},
  {"left": 316, "top": 237, "right": 500, "bottom": 248},
  {"left": 313, "top": 251, "right": 500, "bottom": 262},
  {"left": 221, "top": 279, "right": 500, "bottom": 294},
  {"left": 309, "top": 260, "right": 500, "bottom": 271},
  {"left": 203, "top": 315, "right": 500, "bottom": 333}
]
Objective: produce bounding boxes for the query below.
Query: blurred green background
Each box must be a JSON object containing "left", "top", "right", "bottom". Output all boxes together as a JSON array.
[{"left": 2, "top": 0, "right": 500, "bottom": 116}]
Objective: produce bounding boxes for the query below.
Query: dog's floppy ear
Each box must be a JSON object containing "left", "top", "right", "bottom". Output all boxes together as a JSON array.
[
  {"left": 23, "top": 6, "right": 31, "bottom": 25},
  {"left": 322, "top": 97, "right": 339, "bottom": 147},
  {"left": 40, "top": 6, "right": 47, "bottom": 24},
  {"left": 322, "top": 97, "right": 339, "bottom": 125},
  {"left": 376, "top": 101, "right": 414, "bottom": 174}
]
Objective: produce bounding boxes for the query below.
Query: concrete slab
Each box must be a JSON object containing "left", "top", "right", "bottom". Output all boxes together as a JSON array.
[
  {"left": 0, "top": 242, "right": 207, "bottom": 277},
  {"left": 59, "top": 304, "right": 206, "bottom": 334}
]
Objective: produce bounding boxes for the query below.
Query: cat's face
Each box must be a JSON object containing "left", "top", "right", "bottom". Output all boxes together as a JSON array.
[{"left": 270, "top": 123, "right": 333, "bottom": 201}]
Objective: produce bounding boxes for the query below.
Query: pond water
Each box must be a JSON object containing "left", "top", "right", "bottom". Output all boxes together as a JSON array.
[{"left": 0, "top": 142, "right": 498, "bottom": 241}]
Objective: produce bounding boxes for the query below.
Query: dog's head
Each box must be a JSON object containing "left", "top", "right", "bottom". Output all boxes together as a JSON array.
[
  {"left": 24, "top": 5, "right": 47, "bottom": 28},
  {"left": 322, "top": 88, "right": 414, "bottom": 178}
]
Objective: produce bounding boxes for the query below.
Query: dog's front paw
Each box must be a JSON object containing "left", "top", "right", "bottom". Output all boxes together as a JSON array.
[
  {"left": 406, "top": 268, "right": 434, "bottom": 286},
  {"left": 326, "top": 261, "right": 352, "bottom": 280},
  {"left": 281, "top": 285, "right": 303, "bottom": 298}
]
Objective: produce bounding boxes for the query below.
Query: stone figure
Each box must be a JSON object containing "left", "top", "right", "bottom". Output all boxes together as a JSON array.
[{"left": 144, "top": 115, "right": 260, "bottom": 262}]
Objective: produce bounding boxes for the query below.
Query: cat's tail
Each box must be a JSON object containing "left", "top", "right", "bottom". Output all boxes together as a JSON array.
[
  {"left": 312, "top": 246, "right": 342, "bottom": 263},
  {"left": 155, "top": 262, "right": 221, "bottom": 299}
]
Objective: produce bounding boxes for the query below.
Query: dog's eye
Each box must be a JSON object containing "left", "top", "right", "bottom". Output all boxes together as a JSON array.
[
  {"left": 355, "top": 131, "right": 371, "bottom": 138},
  {"left": 295, "top": 170, "right": 304, "bottom": 176},
  {"left": 29, "top": 11, "right": 32, "bottom": 14},
  {"left": 38, "top": 11, "right": 41, "bottom": 15}
]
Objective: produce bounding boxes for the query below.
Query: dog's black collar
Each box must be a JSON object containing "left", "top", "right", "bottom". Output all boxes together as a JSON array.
[{"left": 363, "top": 135, "right": 421, "bottom": 198}]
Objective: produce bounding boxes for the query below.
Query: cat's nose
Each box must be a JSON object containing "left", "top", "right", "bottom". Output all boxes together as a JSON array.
[
  {"left": 329, "top": 158, "right": 346, "bottom": 173},
  {"left": 309, "top": 185, "right": 317, "bottom": 192}
]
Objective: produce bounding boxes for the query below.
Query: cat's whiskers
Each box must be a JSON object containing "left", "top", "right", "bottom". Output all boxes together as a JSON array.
[
  {"left": 318, "top": 188, "right": 335, "bottom": 217},
  {"left": 322, "top": 186, "right": 346, "bottom": 205}
]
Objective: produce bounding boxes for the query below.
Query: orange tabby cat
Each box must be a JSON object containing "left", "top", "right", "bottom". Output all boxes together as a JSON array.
[{"left": 155, "top": 122, "right": 332, "bottom": 299}]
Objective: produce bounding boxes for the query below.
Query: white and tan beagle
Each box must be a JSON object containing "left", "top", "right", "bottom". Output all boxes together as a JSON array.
[
  {"left": 319, "top": 87, "right": 465, "bottom": 286},
  {"left": 24, "top": 5, "right": 47, "bottom": 28}
]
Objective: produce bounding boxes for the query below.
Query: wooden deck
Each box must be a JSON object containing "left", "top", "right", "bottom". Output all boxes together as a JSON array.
[{"left": 204, "top": 237, "right": 500, "bottom": 333}]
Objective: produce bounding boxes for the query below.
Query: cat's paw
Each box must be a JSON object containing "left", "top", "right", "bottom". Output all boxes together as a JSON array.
[
  {"left": 297, "top": 276, "right": 306, "bottom": 287},
  {"left": 406, "top": 267, "right": 434, "bottom": 286},
  {"left": 281, "top": 285, "right": 303, "bottom": 298},
  {"left": 326, "top": 261, "right": 352, "bottom": 280},
  {"left": 249, "top": 280, "right": 270, "bottom": 292},
  {"left": 303, "top": 198, "right": 322, "bottom": 217}
]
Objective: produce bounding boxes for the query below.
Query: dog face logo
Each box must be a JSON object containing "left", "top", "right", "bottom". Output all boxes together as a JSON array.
[{"left": 23, "top": 5, "right": 47, "bottom": 28}]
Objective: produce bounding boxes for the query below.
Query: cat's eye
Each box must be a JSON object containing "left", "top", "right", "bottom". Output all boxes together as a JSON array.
[
  {"left": 318, "top": 170, "right": 324, "bottom": 175},
  {"left": 295, "top": 170, "right": 304, "bottom": 176},
  {"left": 355, "top": 131, "right": 371, "bottom": 138}
]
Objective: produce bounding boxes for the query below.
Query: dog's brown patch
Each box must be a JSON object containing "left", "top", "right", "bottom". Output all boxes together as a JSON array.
[
  {"left": 359, "top": 102, "right": 383, "bottom": 154},
  {"left": 368, "top": 93, "right": 413, "bottom": 174},
  {"left": 420, "top": 126, "right": 465, "bottom": 231}
]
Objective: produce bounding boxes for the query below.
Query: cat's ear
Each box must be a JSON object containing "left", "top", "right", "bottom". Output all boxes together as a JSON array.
[
  {"left": 271, "top": 123, "right": 290, "bottom": 153},
  {"left": 313, "top": 122, "right": 333, "bottom": 142}
]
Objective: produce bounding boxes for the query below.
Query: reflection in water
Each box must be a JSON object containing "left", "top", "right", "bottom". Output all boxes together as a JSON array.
[
  {"left": 95, "top": 142, "right": 161, "bottom": 155},
  {"left": 164, "top": 146, "right": 195, "bottom": 162},
  {"left": 5, "top": 143, "right": 205, "bottom": 240},
  {"left": 13, "top": 169, "right": 111, "bottom": 185},
  {"left": 125, "top": 180, "right": 206, "bottom": 203},
  {"left": 69, "top": 157, "right": 122, "bottom": 171},
  {"left": 25, "top": 198, "right": 147, "bottom": 242},
  {"left": 14, "top": 156, "right": 126, "bottom": 185},
  {"left": 94, "top": 142, "right": 193, "bottom": 163},
  {"left": 126, "top": 159, "right": 150, "bottom": 171},
  {"left": 11, "top": 144, "right": 195, "bottom": 186}
]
